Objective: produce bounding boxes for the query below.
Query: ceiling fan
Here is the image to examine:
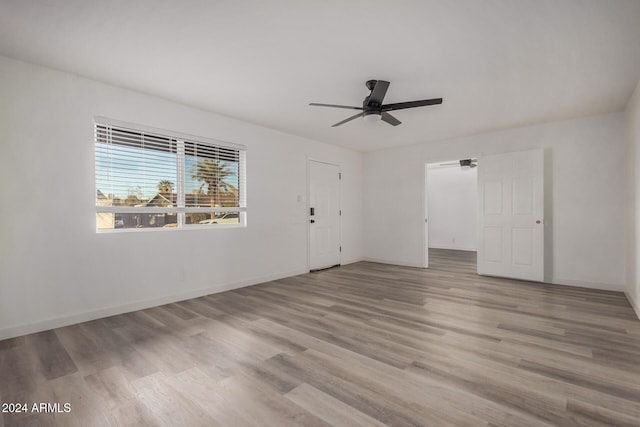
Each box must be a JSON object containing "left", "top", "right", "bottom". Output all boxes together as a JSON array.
[
  {"left": 459, "top": 159, "right": 477, "bottom": 168},
  {"left": 438, "top": 159, "right": 478, "bottom": 168},
  {"left": 309, "top": 80, "right": 443, "bottom": 127}
]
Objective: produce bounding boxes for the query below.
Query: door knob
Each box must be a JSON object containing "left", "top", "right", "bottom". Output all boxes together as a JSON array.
[
  {"left": 310, "top": 219, "right": 315, "bottom": 224},
  {"left": 536, "top": 220, "right": 542, "bottom": 224}
]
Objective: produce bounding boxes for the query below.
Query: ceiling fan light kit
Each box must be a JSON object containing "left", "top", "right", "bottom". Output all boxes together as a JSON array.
[
  {"left": 310, "top": 80, "right": 443, "bottom": 127},
  {"left": 363, "top": 112, "right": 382, "bottom": 122}
]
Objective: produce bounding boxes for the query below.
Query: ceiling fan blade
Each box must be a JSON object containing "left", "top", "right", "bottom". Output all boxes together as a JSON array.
[
  {"left": 368, "top": 80, "right": 390, "bottom": 106},
  {"left": 309, "top": 103, "right": 363, "bottom": 110},
  {"left": 332, "top": 112, "right": 363, "bottom": 127},
  {"left": 382, "top": 98, "right": 443, "bottom": 111},
  {"left": 381, "top": 112, "right": 401, "bottom": 126}
]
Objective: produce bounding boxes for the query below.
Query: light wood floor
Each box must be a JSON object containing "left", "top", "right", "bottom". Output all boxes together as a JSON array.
[{"left": 2, "top": 250, "right": 640, "bottom": 426}]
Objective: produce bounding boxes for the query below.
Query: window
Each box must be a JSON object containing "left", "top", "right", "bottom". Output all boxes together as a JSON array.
[{"left": 95, "top": 120, "right": 246, "bottom": 231}]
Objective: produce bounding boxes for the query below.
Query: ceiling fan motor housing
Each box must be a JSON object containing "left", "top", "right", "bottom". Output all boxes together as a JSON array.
[{"left": 363, "top": 96, "right": 382, "bottom": 115}]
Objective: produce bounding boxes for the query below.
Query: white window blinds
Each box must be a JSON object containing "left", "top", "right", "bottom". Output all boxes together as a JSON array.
[{"left": 95, "top": 120, "right": 246, "bottom": 231}]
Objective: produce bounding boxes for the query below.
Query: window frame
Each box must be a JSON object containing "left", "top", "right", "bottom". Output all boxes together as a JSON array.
[{"left": 94, "top": 117, "right": 247, "bottom": 232}]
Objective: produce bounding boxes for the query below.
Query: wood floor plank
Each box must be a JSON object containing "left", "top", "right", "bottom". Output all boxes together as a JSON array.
[
  {"left": 104, "top": 402, "right": 159, "bottom": 427},
  {"left": 564, "top": 399, "right": 640, "bottom": 427},
  {"left": 266, "top": 352, "right": 458, "bottom": 427},
  {"left": 27, "top": 330, "right": 78, "bottom": 380},
  {"left": 2, "top": 249, "right": 640, "bottom": 426},
  {"left": 131, "top": 372, "right": 221, "bottom": 426},
  {"left": 285, "top": 383, "right": 388, "bottom": 427},
  {"left": 171, "top": 367, "right": 255, "bottom": 427},
  {"left": 215, "top": 372, "right": 332, "bottom": 427},
  {"left": 0, "top": 338, "right": 46, "bottom": 397},
  {"left": 83, "top": 366, "right": 137, "bottom": 411}
]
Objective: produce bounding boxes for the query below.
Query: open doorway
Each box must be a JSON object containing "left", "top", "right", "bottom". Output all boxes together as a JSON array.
[
  {"left": 425, "top": 149, "right": 545, "bottom": 280},
  {"left": 424, "top": 159, "right": 478, "bottom": 273}
]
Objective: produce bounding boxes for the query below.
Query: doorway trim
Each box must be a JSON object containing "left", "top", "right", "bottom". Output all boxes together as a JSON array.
[
  {"left": 423, "top": 163, "right": 428, "bottom": 268},
  {"left": 424, "top": 157, "right": 479, "bottom": 269}
]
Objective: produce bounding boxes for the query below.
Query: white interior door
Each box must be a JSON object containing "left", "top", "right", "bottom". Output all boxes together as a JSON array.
[
  {"left": 478, "top": 149, "right": 544, "bottom": 282},
  {"left": 309, "top": 161, "right": 341, "bottom": 270}
]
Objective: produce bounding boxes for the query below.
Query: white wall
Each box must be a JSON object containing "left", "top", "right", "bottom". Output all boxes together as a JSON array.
[
  {"left": 0, "top": 56, "right": 364, "bottom": 339},
  {"left": 364, "top": 113, "right": 626, "bottom": 290},
  {"left": 427, "top": 165, "right": 477, "bottom": 251},
  {"left": 626, "top": 80, "right": 640, "bottom": 317}
]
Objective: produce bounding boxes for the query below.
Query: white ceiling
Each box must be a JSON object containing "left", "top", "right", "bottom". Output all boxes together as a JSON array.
[{"left": 1, "top": 0, "right": 639, "bottom": 152}]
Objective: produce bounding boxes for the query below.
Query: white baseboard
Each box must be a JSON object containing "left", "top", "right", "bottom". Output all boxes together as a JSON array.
[
  {"left": 549, "top": 276, "right": 626, "bottom": 292},
  {"left": 428, "top": 245, "right": 477, "bottom": 252},
  {"left": 362, "top": 257, "right": 425, "bottom": 268},
  {"left": 625, "top": 291, "right": 640, "bottom": 320},
  {"left": 0, "top": 268, "right": 308, "bottom": 341},
  {"left": 339, "top": 257, "right": 365, "bottom": 266},
  {"left": 3, "top": 263, "right": 631, "bottom": 341},
  {"left": 362, "top": 260, "right": 625, "bottom": 292}
]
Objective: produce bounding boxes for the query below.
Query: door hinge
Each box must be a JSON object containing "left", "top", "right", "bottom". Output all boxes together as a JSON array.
[
  {"left": 339, "top": 210, "right": 342, "bottom": 216},
  {"left": 340, "top": 246, "right": 342, "bottom": 252},
  {"left": 338, "top": 172, "right": 342, "bottom": 180}
]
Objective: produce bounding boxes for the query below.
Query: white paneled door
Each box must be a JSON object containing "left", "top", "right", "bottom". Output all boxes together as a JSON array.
[
  {"left": 309, "top": 161, "right": 341, "bottom": 270},
  {"left": 478, "top": 149, "right": 544, "bottom": 282}
]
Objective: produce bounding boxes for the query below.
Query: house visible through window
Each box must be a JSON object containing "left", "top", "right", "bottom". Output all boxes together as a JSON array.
[{"left": 95, "top": 120, "right": 246, "bottom": 231}]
